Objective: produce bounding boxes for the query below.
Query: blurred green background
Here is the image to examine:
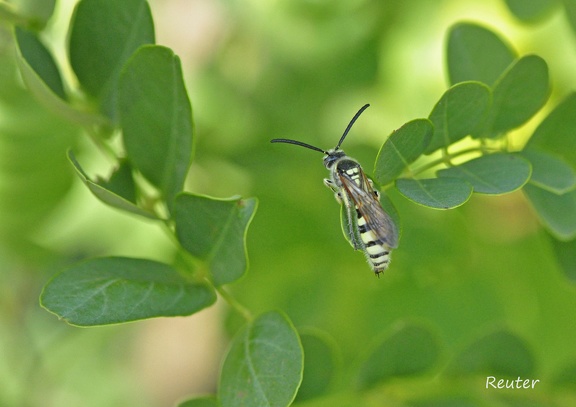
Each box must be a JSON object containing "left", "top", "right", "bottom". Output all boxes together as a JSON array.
[{"left": 1, "top": 0, "right": 576, "bottom": 406}]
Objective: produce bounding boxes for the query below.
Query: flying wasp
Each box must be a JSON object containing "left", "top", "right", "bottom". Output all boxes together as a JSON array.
[{"left": 271, "top": 104, "right": 399, "bottom": 276}]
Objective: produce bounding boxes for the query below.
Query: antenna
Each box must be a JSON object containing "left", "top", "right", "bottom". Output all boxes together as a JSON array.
[
  {"left": 270, "top": 104, "right": 370, "bottom": 153},
  {"left": 335, "top": 103, "right": 370, "bottom": 150},
  {"left": 269, "top": 138, "right": 327, "bottom": 154}
]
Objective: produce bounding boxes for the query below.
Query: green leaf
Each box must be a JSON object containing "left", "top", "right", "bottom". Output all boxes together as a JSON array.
[
  {"left": 14, "top": 30, "right": 108, "bottom": 127},
  {"left": 395, "top": 177, "right": 473, "bottom": 209},
  {"left": 521, "top": 149, "right": 576, "bottom": 194},
  {"left": 484, "top": 55, "right": 549, "bottom": 137},
  {"left": 177, "top": 396, "right": 218, "bottom": 407},
  {"left": 296, "top": 330, "right": 339, "bottom": 402},
  {"left": 524, "top": 185, "right": 576, "bottom": 240},
  {"left": 69, "top": 0, "right": 154, "bottom": 120},
  {"left": 446, "top": 330, "right": 534, "bottom": 377},
  {"left": 426, "top": 82, "right": 491, "bottom": 153},
  {"left": 218, "top": 311, "right": 303, "bottom": 407},
  {"left": 40, "top": 257, "right": 216, "bottom": 326},
  {"left": 15, "top": 27, "right": 65, "bottom": 99},
  {"left": 526, "top": 92, "right": 576, "bottom": 165},
  {"left": 357, "top": 322, "right": 442, "bottom": 390},
  {"left": 374, "top": 119, "right": 433, "bottom": 185},
  {"left": 504, "top": 0, "right": 559, "bottom": 22},
  {"left": 437, "top": 153, "right": 532, "bottom": 195},
  {"left": 119, "top": 45, "right": 193, "bottom": 205},
  {"left": 446, "top": 23, "right": 516, "bottom": 86},
  {"left": 174, "top": 194, "right": 258, "bottom": 286},
  {"left": 68, "top": 150, "right": 158, "bottom": 220}
]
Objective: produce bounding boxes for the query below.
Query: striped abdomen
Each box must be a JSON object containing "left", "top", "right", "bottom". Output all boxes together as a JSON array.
[{"left": 356, "top": 208, "right": 391, "bottom": 275}]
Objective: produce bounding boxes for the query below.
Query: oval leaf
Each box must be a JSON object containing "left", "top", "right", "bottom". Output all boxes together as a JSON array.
[
  {"left": 521, "top": 149, "right": 576, "bottom": 194},
  {"left": 218, "top": 311, "right": 303, "bottom": 407},
  {"left": 437, "top": 153, "right": 532, "bottom": 194},
  {"left": 524, "top": 185, "right": 576, "bottom": 240},
  {"left": 446, "top": 330, "right": 534, "bottom": 377},
  {"left": 174, "top": 193, "right": 258, "bottom": 286},
  {"left": 14, "top": 30, "right": 107, "bottom": 127},
  {"left": 486, "top": 55, "right": 549, "bottom": 137},
  {"left": 374, "top": 119, "right": 433, "bottom": 186},
  {"left": 396, "top": 177, "right": 473, "bottom": 209},
  {"left": 15, "top": 27, "right": 65, "bottom": 99},
  {"left": 68, "top": 150, "right": 158, "bottom": 220},
  {"left": 526, "top": 92, "right": 576, "bottom": 165},
  {"left": 119, "top": 45, "right": 193, "bottom": 205},
  {"left": 446, "top": 23, "right": 516, "bottom": 86},
  {"left": 426, "top": 81, "right": 491, "bottom": 153},
  {"left": 40, "top": 257, "right": 216, "bottom": 326},
  {"left": 357, "top": 322, "right": 442, "bottom": 390},
  {"left": 69, "top": 0, "right": 154, "bottom": 119}
]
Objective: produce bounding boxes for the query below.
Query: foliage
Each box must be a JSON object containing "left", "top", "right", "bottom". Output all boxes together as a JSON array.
[{"left": 1, "top": 0, "right": 576, "bottom": 406}]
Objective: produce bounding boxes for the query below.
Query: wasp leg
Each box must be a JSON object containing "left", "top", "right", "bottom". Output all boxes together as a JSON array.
[{"left": 324, "top": 178, "right": 343, "bottom": 204}]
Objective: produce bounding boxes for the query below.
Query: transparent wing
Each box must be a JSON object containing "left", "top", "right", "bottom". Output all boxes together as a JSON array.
[{"left": 338, "top": 171, "right": 399, "bottom": 249}]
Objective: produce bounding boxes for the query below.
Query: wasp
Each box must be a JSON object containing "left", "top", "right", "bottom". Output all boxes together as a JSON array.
[{"left": 271, "top": 104, "right": 399, "bottom": 276}]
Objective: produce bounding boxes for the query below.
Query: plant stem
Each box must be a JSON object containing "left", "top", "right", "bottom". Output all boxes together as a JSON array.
[
  {"left": 411, "top": 145, "right": 497, "bottom": 176},
  {"left": 216, "top": 286, "right": 253, "bottom": 321}
]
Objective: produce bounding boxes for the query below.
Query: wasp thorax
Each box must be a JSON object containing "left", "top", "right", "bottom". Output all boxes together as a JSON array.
[{"left": 323, "top": 149, "right": 346, "bottom": 169}]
